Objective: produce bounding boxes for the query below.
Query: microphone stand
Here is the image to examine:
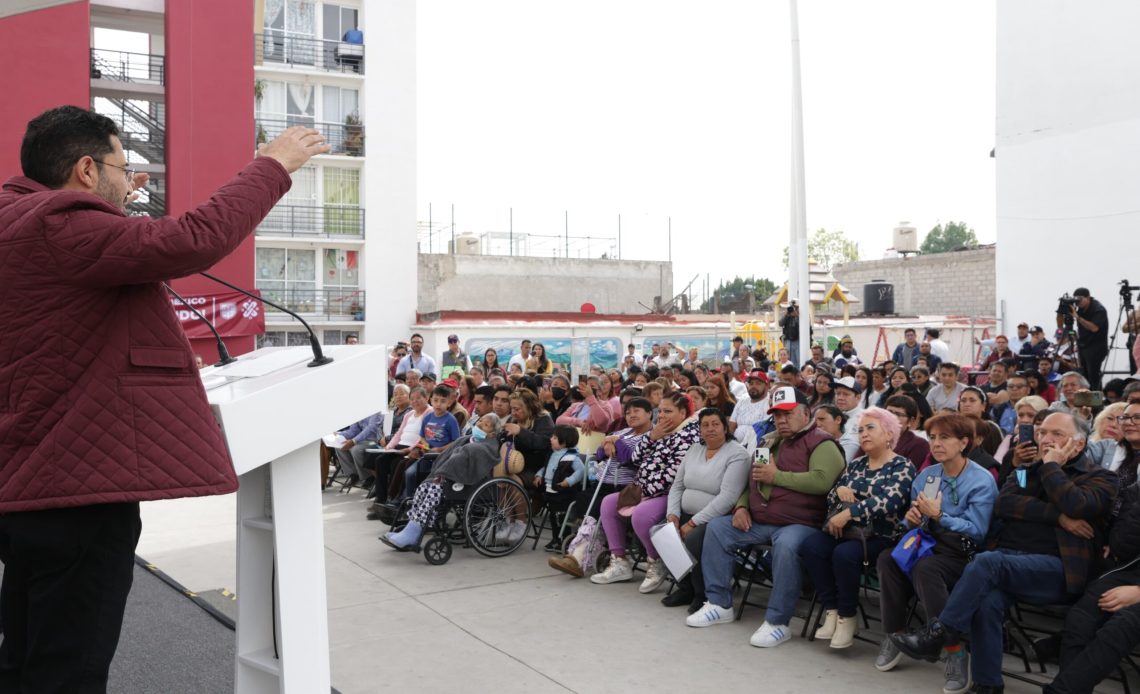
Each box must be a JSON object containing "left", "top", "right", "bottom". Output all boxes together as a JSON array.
[
  {"left": 164, "top": 283, "right": 238, "bottom": 367},
  {"left": 199, "top": 272, "right": 333, "bottom": 368}
]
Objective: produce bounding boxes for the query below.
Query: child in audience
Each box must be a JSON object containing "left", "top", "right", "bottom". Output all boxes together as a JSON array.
[
  {"left": 533, "top": 425, "right": 583, "bottom": 551},
  {"left": 402, "top": 385, "right": 461, "bottom": 498}
]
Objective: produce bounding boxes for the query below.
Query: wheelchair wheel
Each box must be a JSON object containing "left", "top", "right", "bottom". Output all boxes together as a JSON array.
[
  {"left": 464, "top": 477, "right": 531, "bottom": 558},
  {"left": 423, "top": 536, "right": 452, "bottom": 565}
]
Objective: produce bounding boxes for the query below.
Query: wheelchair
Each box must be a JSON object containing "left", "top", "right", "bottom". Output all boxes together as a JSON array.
[{"left": 389, "top": 475, "right": 533, "bottom": 565}]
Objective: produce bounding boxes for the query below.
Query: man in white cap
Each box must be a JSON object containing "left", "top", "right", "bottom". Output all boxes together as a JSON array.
[{"left": 831, "top": 376, "right": 864, "bottom": 462}]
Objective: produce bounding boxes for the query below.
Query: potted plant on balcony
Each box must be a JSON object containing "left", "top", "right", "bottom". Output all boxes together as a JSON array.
[{"left": 343, "top": 112, "right": 364, "bottom": 156}]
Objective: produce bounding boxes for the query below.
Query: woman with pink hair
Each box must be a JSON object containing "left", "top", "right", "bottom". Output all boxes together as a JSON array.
[{"left": 798, "top": 406, "right": 916, "bottom": 649}]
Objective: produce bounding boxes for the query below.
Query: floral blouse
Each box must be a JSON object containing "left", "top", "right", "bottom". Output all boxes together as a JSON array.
[
  {"left": 827, "top": 453, "right": 915, "bottom": 538},
  {"left": 634, "top": 420, "right": 701, "bottom": 498}
]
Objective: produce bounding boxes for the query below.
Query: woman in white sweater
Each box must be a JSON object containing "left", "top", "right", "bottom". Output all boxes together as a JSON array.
[{"left": 663, "top": 407, "right": 751, "bottom": 611}]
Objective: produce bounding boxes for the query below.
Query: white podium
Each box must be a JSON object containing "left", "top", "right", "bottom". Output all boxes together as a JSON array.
[{"left": 201, "top": 344, "right": 387, "bottom": 693}]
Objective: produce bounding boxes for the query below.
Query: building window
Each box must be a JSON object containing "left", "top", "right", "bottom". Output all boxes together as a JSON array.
[
  {"left": 323, "top": 167, "right": 360, "bottom": 235},
  {"left": 321, "top": 85, "right": 358, "bottom": 124},
  {"left": 323, "top": 248, "right": 359, "bottom": 288},
  {"left": 256, "top": 247, "right": 316, "bottom": 311},
  {"left": 322, "top": 4, "right": 359, "bottom": 42}
]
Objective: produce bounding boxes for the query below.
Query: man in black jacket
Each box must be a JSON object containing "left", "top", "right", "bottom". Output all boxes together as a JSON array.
[
  {"left": 1047, "top": 402, "right": 1140, "bottom": 693},
  {"left": 1070, "top": 287, "right": 1109, "bottom": 389}
]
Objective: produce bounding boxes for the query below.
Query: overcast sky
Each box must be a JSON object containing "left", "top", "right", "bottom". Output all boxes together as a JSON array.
[{"left": 417, "top": 1, "right": 996, "bottom": 302}]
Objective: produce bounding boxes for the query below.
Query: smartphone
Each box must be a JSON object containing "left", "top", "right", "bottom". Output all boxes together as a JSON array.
[
  {"left": 1018, "top": 423, "right": 1035, "bottom": 445},
  {"left": 1070, "top": 391, "right": 1104, "bottom": 408},
  {"left": 921, "top": 473, "right": 941, "bottom": 500},
  {"left": 543, "top": 377, "right": 552, "bottom": 388},
  {"left": 578, "top": 375, "right": 588, "bottom": 385},
  {"left": 753, "top": 447, "right": 770, "bottom": 466}
]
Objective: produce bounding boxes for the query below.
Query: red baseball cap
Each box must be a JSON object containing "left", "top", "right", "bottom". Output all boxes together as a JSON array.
[{"left": 746, "top": 370, "right": 769, "bottom": 384}]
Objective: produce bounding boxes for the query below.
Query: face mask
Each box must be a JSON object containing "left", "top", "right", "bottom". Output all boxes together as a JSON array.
[
  {"left": 551, "top": 387, "right": 568, "bottom": 401},
  {"left": 471, "top": 427, "right": 488, "bottom": 441}
]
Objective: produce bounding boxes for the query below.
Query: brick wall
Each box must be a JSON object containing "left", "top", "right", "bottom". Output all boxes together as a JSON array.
[{"left": 832, "top": 247, "right": 995, "bottom": 317}]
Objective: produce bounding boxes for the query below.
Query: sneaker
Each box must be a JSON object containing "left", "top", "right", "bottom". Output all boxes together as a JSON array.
[
  {"left": 504, "top": 520, "right": 528, "bottom": 544},
  {"left": 544, "top": 538, "right": 562, "bottom": 552},
  {"left": 590, "top": 555, "right": 633, "bottom": 584},
  {"left": 942, "top": 650, "right": 971, "bottom": 694},
  {"left": 875, "top": 636, "right": 903, "bottom": 672},
  {"left": 548, "top": 555, "right": 583, "bottom": 578},
  {"left": 638, "top": 559, "right": 667, "bottom": 594},
  {"left": 685, "top": 601, "right": 735, "bottom": 628},
  {"left": 815, "top": 609, "right": 839, "bottom": 640},
  {"left": 749, "top": 622, "right": 792, "bottom": 648},
  {"left": 830, "top": 616, "right": 857, "bottom": 649}
]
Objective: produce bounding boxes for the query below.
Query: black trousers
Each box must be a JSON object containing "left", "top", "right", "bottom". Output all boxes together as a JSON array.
[
  {"left": 1047, "top": 566, "right": 1140, "bottom": 694},
  {"left": 0, "top": 502, "right": 141, "bottom": 693},
  {"left": 571, "top": 482, "right": 622, "bottom": 522},
  {"left": 1078, "top": 346, "right": 1108, "bottom": 390},
  {"left": 672, "top": 515, "right": 708, "bottom": 604},
  {"left": 876, "top": 545, "right": 967, "bottom": 633}
]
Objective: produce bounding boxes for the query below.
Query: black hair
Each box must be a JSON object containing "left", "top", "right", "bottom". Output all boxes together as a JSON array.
[
  {"left": 926, "top": 328, "right": 941, "bottom": 339},
  {"left": 898, "top": 383, "right": 934, "bottom": 423},
  {"left": 552, "top": 424, "right": 579, "bottom": 449},
  {"left": 627, "top": 364, "right": 643, "bottom": 376},
  {"left": 645, "top": 365, "right": 660, "bottom": 379},
  {"left": 431, "top": 385, "right": 453, "bottom": 400},
  {"left": 885, "top": 394, "right": 919, "bottom": 420},
  {"left": 679, "top": 369, "right": 697, "bottom": 384},
  {"left": 474, "top": 385, "right": 495, "bottom": 400},
  {"left": 624, "top": 396, "right": 653, "bottom": 414},
  {"left": 620, "top": 386, "right": 644, "bottom": 400},
  {"left": 697, "top": 407, "right": 729, "bottom": 430},
  {"left": 410, "top": 332, "right": 423, "bottom": 341},
  {"left": 21, "top": 106, "right": 121, "bottom": 189},
  {"left": 817, "top": 405, "right": 849, "bottom": 430},
  {"left": 493, "top": 384, "right": 513, "bottom": 398},
  {"left": 781, "top": 364, "right": 800, "bottom": 374}
]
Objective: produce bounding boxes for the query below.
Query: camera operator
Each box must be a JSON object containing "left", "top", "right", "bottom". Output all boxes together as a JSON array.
[
  {"left": 780, "top": 303, "right": 800, "bottom": 368},
  {"left": 1123, "top": 305, "right": 1139, "bottom": 375},
  {"left": 1065, "top": 288, "right": 1109, "bottom": 389}
]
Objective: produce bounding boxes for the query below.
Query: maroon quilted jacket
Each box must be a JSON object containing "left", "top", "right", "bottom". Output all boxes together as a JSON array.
[{"left": 0, "top": 157, "right": 291, "bottom": 512}]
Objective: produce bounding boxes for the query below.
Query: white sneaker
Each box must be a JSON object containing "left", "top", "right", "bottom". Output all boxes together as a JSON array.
[
  {"left": 830, "top": 616, "right": 857, "bottom": 649},
  {"left": 504, "top": 520, "right": 527, "bottom": 544},
  {"left": 815, "top": 609, "right": 839, "bottom": 640},
  {"left": 686, "top": 601, "right": 735, "bottom": 627},
  {"left": 590, "top": 555, "right": 633, "bottom": 584},
  {"left": 749, "top": 621, "right": 792, "bottom": 648},
  {"left": 639, "top": 559, "right": 667, "bottom": 594}
]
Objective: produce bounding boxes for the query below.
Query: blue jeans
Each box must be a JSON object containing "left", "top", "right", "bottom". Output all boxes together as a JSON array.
[
  {"left": 938, "top": 549, "right": 1067, "bottom": 687},
  {"left": 701, "top": 514, "right": 816, "bottom": 626},
  {"left": 799, "top": 531, "right": 892, "bottom": 618},
  {"left": 784, "top": 340, "right": 799, "bottom": 367}
]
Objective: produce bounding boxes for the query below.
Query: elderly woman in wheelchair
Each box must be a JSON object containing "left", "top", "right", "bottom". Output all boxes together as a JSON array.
[{"left": 380, "top": 413, "right": 534, "bottom": 564}]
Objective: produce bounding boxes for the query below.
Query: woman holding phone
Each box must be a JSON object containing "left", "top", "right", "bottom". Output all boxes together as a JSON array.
[{"left": 873, "top": 413, "right": 998, "bottom": 685}]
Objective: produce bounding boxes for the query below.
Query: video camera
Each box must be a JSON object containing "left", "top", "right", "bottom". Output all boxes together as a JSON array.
[
  {"left": 1056, "top": 293, "right": 1078, "bottom": 331},
  {"left": 1121, "top": 279, "right": 1139, "bottom": 309}
]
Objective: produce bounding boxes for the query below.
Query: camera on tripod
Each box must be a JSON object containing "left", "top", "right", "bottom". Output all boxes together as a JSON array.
[
  {"left": 1120, "top": 279, "right": 1138, "bottom": 309},
  {"left": 1056, "top": 293, "right": 1079, "bottom": 330}
]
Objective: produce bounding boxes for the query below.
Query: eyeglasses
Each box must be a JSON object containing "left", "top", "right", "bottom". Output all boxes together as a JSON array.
[
  {"left": 98, "top": 160, "right": 137, "bottom": 181},
  {"left": 1115, "top": 415, "right": 1140, "bottom": 425}
]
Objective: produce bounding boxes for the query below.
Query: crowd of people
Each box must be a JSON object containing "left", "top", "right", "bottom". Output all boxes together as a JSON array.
[{"left": 328, "top": 307, "right": 1140, "bottom": 694}]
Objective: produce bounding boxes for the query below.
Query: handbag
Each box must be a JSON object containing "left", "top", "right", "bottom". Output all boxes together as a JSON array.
[
  {"left": 824, "top": 502, "right": 874, "bottom": 542},
  {"left": 616, "top": 483, "right": 643, "bottom": 517},
  {"left": 890, "top": 526, "right": 936, "bottom": 577}
]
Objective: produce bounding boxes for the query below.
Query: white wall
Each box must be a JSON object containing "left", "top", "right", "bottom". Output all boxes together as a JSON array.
[
  {"left": 996, "top": 0, "right": 1140, "bottom": 376},
  {"left": 361, "top": 0, "right": 417, "bottom": 347}
]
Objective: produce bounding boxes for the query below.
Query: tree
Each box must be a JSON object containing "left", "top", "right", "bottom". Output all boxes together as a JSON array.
[
  {"left": 782, "top": 228, "right": 860, "bottom": 270},
  {"left": 701, "top": 275, "right": 778, "bottom": 313},
  {"left": 920, "top": 221, "right": 978, "bottom": 254}
]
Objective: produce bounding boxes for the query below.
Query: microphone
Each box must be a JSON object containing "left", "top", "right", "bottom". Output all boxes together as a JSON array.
[
  {"left": 198, "top": 271, "right": 333, "bottom": 367},
  {"left": 164, "top": 283, "right": 238, "bottom": 367}
]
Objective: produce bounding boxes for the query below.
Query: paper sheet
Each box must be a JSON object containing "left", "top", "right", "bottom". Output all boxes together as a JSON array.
[
  {"left": 322, "top": 433, "right": 347, "bottom": 448},
  {"left": 649, "top": 522, "right": 696, "bottom": 580}
]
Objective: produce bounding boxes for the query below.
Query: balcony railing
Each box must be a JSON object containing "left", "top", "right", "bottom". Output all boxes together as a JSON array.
[
  {"left": 91, "top": 49, "right": 165, "bottom": 85},
  {"left": 254, "top": 32, "right": 364, "bottom": 75},
  {"left": 255, "top": 117, "right": 363, "bottom": 156},
  {"left": 258, "top": 288, "right": 365, "bottom": 321},
  {"left": 258, "top": 204, "right": 364, "bottom": 238}
]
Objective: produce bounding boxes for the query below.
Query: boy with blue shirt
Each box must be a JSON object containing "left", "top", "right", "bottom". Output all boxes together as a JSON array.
[{"left": 401, "top": 386, "right": 461, "bottom": 499}]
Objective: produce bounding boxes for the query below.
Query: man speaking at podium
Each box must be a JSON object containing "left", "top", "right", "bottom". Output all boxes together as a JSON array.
[{"left": 0, "top": 106, "right": 328, "bottom": 692}]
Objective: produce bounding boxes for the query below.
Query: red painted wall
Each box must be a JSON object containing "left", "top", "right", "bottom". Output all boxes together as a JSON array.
[
  {"left": 0, "top": 2, "right": 91, "bottom": 179},
  {"left": 166, "top": 0, "right": 257, "bottom": 361}
]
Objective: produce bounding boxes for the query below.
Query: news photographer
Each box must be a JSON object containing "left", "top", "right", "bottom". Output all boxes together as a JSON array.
[
  {"left": 1060, "top": 288, "right": 1109, "bottom": 389},
  {"left": 780, "top": 303, "right": 801, "bottom": 367}
]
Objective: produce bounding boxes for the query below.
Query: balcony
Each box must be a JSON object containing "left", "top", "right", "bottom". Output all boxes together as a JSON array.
[
  {"left": 258, "top": 288, "right": 365, "bottom": 322},
  {"left": 254, "top": 33, "right": 364, "bottom": 75},
  {"left": 258, "top": 204, "right": 365, "bottom": 239},
  {"left": 255, "top": 117, "right": 364, "bottom": 156},
  {"left": 91, "top": 48, "right": 165, "bottom": 85}
]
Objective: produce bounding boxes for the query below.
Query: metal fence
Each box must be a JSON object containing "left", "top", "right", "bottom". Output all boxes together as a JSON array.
[
  {"left": 258, "top": 204, "right": 364, "bottom": 239},
  {"left": 256, "top": 117, "right": 363, "bottom": 156},
  {"left": 416, "top": 225, "right": 619, "bottom": 260},
  {"left": 91, "top": 49, "right": 165, "bottom": 84},
  {"left": 254, "top": 33, "right": 364, "bottom": 75},
  {"left": 258, "top": 288, "right": 365, "bottom": 321}
]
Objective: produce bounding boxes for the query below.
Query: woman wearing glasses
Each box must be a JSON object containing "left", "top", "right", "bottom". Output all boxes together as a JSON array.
[
  {"left": 798, "top": 407, "right": 915, "bottom": 649},
  {"left": 873, "top": 412, "right": 998, "bottom": 683}
]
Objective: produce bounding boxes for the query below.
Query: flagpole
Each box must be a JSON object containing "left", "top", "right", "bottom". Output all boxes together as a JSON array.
[{"left": 790, "top": 0, "right": 811, "bottom": 365}]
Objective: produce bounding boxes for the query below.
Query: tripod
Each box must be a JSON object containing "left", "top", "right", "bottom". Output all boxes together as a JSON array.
[{"left": 1103, "top": 281, "right": 1139, "bottom": 377}]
